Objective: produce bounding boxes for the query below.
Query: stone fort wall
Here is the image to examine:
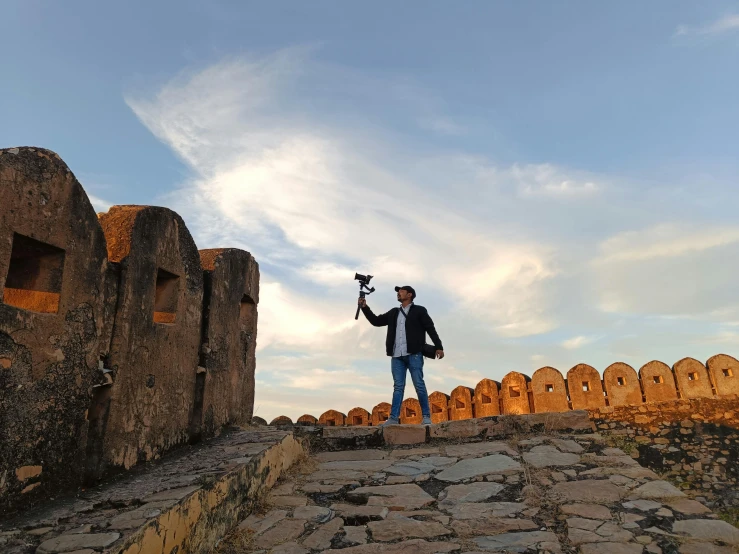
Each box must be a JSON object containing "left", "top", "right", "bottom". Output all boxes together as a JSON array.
[
  {"left": 276, "top": 354, "right": 739, "bottom": 426},
  {"left": 0, "top": 147, "right": 259, "bottom": 513}
]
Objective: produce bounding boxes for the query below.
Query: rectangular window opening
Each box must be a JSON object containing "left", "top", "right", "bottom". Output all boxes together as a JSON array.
[
  {"left": 352, "top": 415, "right": 363, "bottom": 425},
  {"left": 723, "top": 368, "right": 734, "bottom": 378},
  {"left": 378, "top": 412, "right": 388, "bottom": 422},
  {"left": 2, "top": 233, "right": 65, "bottom": 314},
  {"left": 455, "top": 399, "right": 465, "bottom": 409},
  {"left": 545, "top": 384, "right": 554, "bottom": 393},
  {"left": 653, "top": 375, "right": 664, "bottom": 384},
  {"left": 509, "top": 386, "right": 521, "bottom": 398},
  {"left": 405, "top": 407, "right": 416, "bottom": 418},
  {"left": 582, "top": 381, "right": 590, "bottom": 392},
  {"left": 432, "top": 403, "right": 443, "bottom": 414},
  {"left": 153, "top": 268, "right": 180, "bottom": 324},
  {"left": 325, "top": 419, "right": 335, "bottom": 426},
  {"left": 617, "top": 377, "right": 625, "bottom": 386},
  {"left": 240, "top": 293, "right": 256, "bottom": 331},
  {"left": 481, "top": 393, "right": 492, "bottom": 404},
  {"left": 688, "top": 372, "right": 698, "bottom": 381}
]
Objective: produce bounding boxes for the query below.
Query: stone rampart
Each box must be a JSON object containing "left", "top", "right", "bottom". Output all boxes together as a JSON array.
[
  {"left": 0, "top": 147, "right": 113, "bottom": 511},
  {"left": 589, "top": 396, "right": 739, "bottom": 503},
  {"left": 0, "top": 148, "right": 260, "bottom": 514},
  {"left": 294, "top": 354, "right": 739, "bottom": 427}
]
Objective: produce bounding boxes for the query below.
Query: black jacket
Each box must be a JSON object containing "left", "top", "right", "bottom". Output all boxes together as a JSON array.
[{"left": 361, "top": 304, "right": 443, "bottom": 357}]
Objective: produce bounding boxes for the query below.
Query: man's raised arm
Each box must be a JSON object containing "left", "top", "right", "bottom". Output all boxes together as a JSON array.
[{"left": 358, "top": 298, "right": 391, "bottom": 327}]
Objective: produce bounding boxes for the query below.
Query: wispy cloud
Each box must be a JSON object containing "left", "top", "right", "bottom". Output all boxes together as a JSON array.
[
  {"left": 88, "top": 194, "right": 112, "bottom": 213},
  {"left": 126, "top": 47, "right": 739, "bottom": 420},
  {"left": 675, "top": 14, "right": 739, "bottom": 37},
  {"left": 594, "top": 223, "right": 739, "bottom": 264},
  {"left": 561, "top": 335, "right": 597, "bottom": 350}
]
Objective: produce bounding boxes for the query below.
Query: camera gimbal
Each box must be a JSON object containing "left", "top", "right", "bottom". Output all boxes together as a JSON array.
[{"left": 354, "top": 273, "right": 375, "bottom": 320}]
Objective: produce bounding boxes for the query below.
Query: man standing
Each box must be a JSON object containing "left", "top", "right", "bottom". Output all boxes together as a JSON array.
[{"left": 358, "top": 285, "right": 444, "bottom": 426}]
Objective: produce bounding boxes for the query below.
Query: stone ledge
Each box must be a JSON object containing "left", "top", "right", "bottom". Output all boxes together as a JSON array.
[{"left": 0, "top": 428, "right": 307, "bottom": 554}]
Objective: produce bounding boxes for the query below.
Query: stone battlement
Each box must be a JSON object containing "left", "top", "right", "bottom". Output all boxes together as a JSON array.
[
  {"left": 276, "top": 354, "right": 739, "bottom": 427},
  {"left": 0, "top": 147, "right": 259, "bottom": 514}
]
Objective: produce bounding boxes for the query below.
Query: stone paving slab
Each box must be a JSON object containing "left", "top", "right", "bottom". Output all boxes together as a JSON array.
[
  {"left": 215, "top": 423, "right": 738, "bottom": 554},
  {"left": 0, "top": 428, "right": 306, "bottom": 554}
]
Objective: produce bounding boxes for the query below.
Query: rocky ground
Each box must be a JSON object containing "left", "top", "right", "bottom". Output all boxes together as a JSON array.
[{"left": 216, "top": 432, "right": 739, "bottom": 554}]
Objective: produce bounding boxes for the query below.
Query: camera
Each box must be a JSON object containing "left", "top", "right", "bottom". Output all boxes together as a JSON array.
[{"left": 354, "top": 272, "right": 375, "bottom": 320}]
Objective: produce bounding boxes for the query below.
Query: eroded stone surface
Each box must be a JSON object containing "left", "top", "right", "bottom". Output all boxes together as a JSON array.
[
  {"left": 444, "top": 442, "right": 517, "bottom": 458},
  {"left": 629, "top": 480, "right": 686, "bottom": 500},
  {"left": 253, "top": 519, "right": 307, "bottom": 549},
  {"left": 446, "top": 501, "right": 527, "bottom": 520},
  {"left": 36, "top": 533, "right": 121, "bottom": 554},
  {"left": 324, "top": 539, "right": 460, "bottom": 553},
  {"left": 436, "top": 454, "right": 522, "bottom": 482},
  {"left": 561, "top": 503, "right": 612, "bottom": 520},
  {"left": 367, "top": 516, "right": 452, "bottom": 541},
  {"left": 439, "top": 482, "right": 506, "bottom": 505},
  {"left": 672, "top": 519, "right": 739, "bottom": 545},
  {"left": 472, "top": 530, "right": 561, "bottom": 552},
  {"left": 550, "top": 480, "right": 622, "bottom": 503},
  {"left": 302, "top": 517, "right": 343, "bottom": 550},
  {"left": 522, "top": 445, "right": 581, "bottom": 468}
]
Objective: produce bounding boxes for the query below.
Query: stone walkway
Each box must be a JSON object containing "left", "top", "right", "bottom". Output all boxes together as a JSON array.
[
  {"left": 217, "top": 432, "right": 739, "bottom": 554},
  {"left": 0, "top": 429, "right": 305, "bottom": 554}
]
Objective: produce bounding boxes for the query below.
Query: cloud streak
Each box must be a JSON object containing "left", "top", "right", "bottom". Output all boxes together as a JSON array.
[
  {"left": 125, "top": 47, "right": 739, "bottom": 421},
  {"left": 675, "top": 14, "right": 739, "bottom": 37}
]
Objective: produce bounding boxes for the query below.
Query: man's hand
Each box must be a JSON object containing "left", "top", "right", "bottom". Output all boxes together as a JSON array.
[
  {"left": 435, "top": 350, "right": 444, "bottom": 359},
  {"left": 358, "top": 297, "right": 367, "bottom": 308}
]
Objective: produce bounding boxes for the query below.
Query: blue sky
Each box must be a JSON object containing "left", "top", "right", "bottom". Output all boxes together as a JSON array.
[{"left": 2, "top": 2, "right": 739, "bottom": 421}]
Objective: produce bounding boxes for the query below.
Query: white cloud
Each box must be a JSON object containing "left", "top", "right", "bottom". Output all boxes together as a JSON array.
[
  {"left": 88, "top": 194, "right": 112, "bottom": 212},
  {"left": 126, "top": 48, "right": 739, "bottom": 421},
  {"left": 594, "top": 223, "right": 739, "bottom": 264},
  {"left": 562, "top": 335, "right": 596, "bottom": 350},
  {"left": 511, "top": 164, "right": 601, "bottom": 198},
  {"left": 675, "top": 14, "right": 739, "bottom": 37}
]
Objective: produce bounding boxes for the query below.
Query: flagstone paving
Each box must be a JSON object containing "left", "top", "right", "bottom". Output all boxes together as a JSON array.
[{"left": 216, "top": 434, "right": 738, "bottom": 553}]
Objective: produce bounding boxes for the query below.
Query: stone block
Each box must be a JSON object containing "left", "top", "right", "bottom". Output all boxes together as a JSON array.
[
  {"left": 707, "top": 354, "right": 739, "bottom": 397},
  {"left": 319, "top": 410, "right": 347, "bottom": 427},
  {"left": 449, "top": 385, "right": 474, "bottom": 420},
  {"left": 297, "top": 414, "right": 318, "bottom": 426},
  {"left": 474, "top": 378, "right": 500, "bottom": 418},
  {"left": 428, "top": 391, "right": 450, "bottom": 423},
  {"left": 347, "top": 407, "right": 371, "bottom": 426},
  {"left": 500, "top": 371, "right": 532, "bottom": 414},
  {"left": 532, "top": 366, "right": 569, "bottom": 413},
  {"left": 603, "top": 362, "right": 643, "bottom": 407},
  {"left": 673, "top": 357, "right": 713, "bottom": 400},
  {"left": 382, "top": 425, "right": 427, "bottom": 445},
  {"left": 97, "top": 205, "right": 203, "bottom": 473},
  {"left": 370, "top": 402, "right": 391, "bottom": 426},
  {"left": 568, "top": 364, "right": 606, "bottom": 410},
  {"left": 400, "top": 398, "right": 423, "bottom": 424},
  {"left": 323, "top": 427, "right": 380, "bottom": 440},
  {"left": 429, "top": 418, "right": 481, "bottom": 439},
  {"left": 197, "top": 248, "right": 259, "bottom": 438},
  {"left": 0, "top": 147, "right": 114, "bottom": 511},
  {"left": 639, "top": 360, "right": 678, "bottom": 403}
]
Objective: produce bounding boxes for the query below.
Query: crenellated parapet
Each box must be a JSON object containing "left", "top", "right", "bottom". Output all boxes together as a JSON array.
[
  {"left": 295, "top": 354, "right": 739, "bottom": 427},
  {"left": 0, "top": 147, "right": 259, "bottom": 513}
]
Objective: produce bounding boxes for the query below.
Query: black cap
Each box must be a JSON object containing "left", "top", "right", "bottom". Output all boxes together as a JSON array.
[{"left": 395, "top": 285, "right": 416, "bottom": 299}]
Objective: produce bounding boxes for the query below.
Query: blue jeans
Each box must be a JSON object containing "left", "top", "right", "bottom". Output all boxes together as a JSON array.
[{"left": 390, "top": 353, "right": 431, "bottom": 420}]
